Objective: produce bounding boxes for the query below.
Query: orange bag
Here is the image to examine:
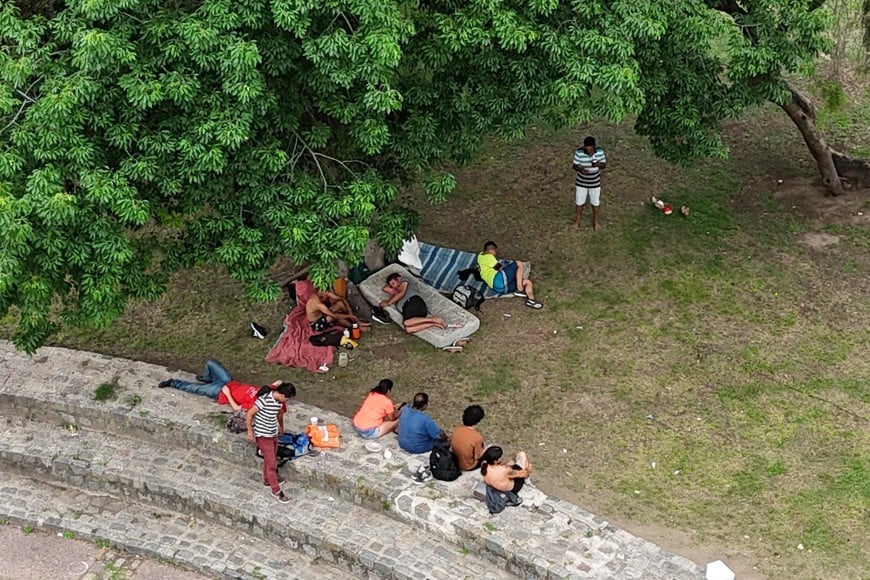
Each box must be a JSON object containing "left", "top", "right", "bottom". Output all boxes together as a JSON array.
[
  {"left": 332, "top": 277, "right": 347, "bottom": 298},
  {"left": 305, "top": 423, "right": 341, "bottom": 449}
]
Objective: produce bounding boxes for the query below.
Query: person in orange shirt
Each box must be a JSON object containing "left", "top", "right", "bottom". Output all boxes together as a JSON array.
[
  {"left": 451, "top": 405, "right": 486, "bottom": 471},
  {"left": 352, "top": 379, "right": 404, "bottom": 439}
]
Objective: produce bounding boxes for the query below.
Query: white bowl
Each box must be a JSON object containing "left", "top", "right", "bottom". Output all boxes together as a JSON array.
[{"left": 365, "top": 442, "right": 382, "bottom": 453}]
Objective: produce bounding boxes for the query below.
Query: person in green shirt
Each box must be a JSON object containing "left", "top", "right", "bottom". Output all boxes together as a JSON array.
[{"left": 477, "top": 241, "right": 542, "bottom": 309}]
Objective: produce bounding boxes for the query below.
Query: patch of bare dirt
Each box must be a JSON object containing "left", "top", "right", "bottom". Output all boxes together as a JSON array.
[
  {"left": 797, "top": 231, "right": 842, "bottom": 250},
  {"left": 767, "top": 178, "right": 870, "bottom": 227},
  {"left": 369, "top": 344, "right": 408, "bottom": 361}
]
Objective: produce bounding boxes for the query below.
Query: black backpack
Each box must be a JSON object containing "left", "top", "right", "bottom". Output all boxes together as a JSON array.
[
  {"left": 309, "top": 330, "right": 343, "bottom": 347},
  {"left": 429, "top": 440, "right": 461, "bottom": 481},
  {"left": 451, "top": 285, "right": 484, "bottom": 311}
]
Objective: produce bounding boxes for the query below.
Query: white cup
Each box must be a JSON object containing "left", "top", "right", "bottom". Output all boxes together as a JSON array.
[{"left": 310, "top": 416, "right": 318, "bottom": 425}]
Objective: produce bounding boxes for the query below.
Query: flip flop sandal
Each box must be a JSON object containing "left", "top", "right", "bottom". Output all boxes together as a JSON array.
[
  {"left": 442, "top": 345, "right": 463, "bottom": 353},
  {"left": 525, "top": 299, "right": 543, "bottom": 309}
]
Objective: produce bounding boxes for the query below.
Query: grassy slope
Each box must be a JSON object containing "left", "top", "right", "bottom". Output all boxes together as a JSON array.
[{"left": 4, "top": 105, "right": 868, "bottom": 579}]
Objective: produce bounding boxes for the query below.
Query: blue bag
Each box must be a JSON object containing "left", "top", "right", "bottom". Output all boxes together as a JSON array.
[{"left": 255, "top": 433, "right": 312, "bottom": 467}]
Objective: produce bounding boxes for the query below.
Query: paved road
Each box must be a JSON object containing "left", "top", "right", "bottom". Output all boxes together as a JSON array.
[{"left": 0, "top": 524, "right": 206, "bottom": 580}]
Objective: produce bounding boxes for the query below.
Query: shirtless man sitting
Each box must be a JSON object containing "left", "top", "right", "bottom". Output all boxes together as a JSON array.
[
  {"left": 306, "top": 289, "right": 370, "bottom": 332},
  {"left": 481, "top": 446, "right": 532, "bottom": 512},
  {"left": 379, "top": 273, "right": 446, "bottom": 334}
]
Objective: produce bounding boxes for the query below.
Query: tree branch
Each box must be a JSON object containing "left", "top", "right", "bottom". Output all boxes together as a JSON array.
[
  {"left": 0, "top": 79, "right": 41, "bottom": 136},
  {"left": 290, "top": 133, "right": 369, "bottom": 187},
  {"left": 0, "top": 100, "right": 29, "bottom": 136},
  {"left": 294, "top": 134, "right": 328, "bottom": 192},
  {"left": 784, "top": 81, "right": 816, "bottom": 121}
]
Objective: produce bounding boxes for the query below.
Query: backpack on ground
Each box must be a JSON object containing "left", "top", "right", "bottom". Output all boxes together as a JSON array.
[
  {"left": 255, "top": 432, "right": 311, "bottom": 467},
  {"left": 348, "top": 262, "right": 372, "bottom": 285},
  {"left": 451, "top": 284, "right": 485, "bottom": 311},
  {"left": 429, "top": 440, "right": 461, "bottom": 481},
  {"left": 309, "top": 329, "right": 343, "bottom": 347},
  {"left": 226, "top": 410, "right": 247, "bottom": 433}
]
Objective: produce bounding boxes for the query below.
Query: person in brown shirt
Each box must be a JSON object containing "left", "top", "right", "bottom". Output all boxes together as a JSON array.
[{"left": 450, "top": 405, "right": 486, "bottom": 471}]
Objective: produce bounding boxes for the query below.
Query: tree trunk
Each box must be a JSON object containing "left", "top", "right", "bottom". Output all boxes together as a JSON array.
[
  {"left": 779, "top": 83, "right": 846, "bottom": 196},
  {"left": 864, "top": 0, "right": 870, "bottom": 66}
]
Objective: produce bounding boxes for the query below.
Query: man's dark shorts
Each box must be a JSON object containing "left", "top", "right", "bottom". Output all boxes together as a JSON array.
[
  {"left": 493, "top": 261, "right": 519, "bottom": 294},
  {"left": 311, "top": 314, "right": 330, "bottom": 332},
  {"left": 402, "top": 296, "right": 428, "bottom": 321}
]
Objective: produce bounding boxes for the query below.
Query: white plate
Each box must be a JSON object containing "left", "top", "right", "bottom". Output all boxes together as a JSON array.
[{"left": 365, "top": 442, "right": 382, "bottom": 453}]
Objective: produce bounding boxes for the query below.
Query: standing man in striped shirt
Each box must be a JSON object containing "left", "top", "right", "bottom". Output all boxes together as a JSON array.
[
  {"left": 246, "top": 382, "right": 296, "bottom": 504},
  {"left": 572, "top": 136, "right": 607, "bottom": 231}
]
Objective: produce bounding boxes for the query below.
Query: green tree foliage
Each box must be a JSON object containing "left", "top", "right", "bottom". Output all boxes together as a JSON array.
[
  {"left": 0, "top": 0, "right": 839, "bottom": 351},
  {"left": 634, "top": 0, "right": 830, "bottom": 162}
]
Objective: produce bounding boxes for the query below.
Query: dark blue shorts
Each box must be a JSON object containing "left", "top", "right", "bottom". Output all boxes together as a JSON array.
[{"left": 493, "top": 261, "right": 518, "bottom": 294}]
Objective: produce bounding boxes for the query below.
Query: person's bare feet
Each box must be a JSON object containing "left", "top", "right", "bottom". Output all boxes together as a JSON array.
[
  {"left": 593, "top": 221, "right": 601, "bottom": 231},
  {"left": 571, "top": 222, "right": 580, "bottom": 230}
]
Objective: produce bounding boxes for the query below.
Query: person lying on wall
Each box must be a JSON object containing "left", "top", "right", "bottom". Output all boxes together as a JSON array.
[{"left": 157, "top": 358, "right": 273, "bottom": 411}]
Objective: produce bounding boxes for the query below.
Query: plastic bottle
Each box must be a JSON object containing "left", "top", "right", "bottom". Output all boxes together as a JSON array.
[{"left": 351, "top": 322, "right": 361, "bottom": 340}]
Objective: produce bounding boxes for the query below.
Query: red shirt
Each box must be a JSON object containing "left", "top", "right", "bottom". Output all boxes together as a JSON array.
[{"left": 216, "top": 381, "right": 261, "bottom": 410}]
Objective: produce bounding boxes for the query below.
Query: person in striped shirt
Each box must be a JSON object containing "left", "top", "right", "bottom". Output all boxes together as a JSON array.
[
  {"left": 572, "top": 136, "right": 607, "bottom": 231},
  {"left": 246, "top": 382, "right": 297, "bottom": 503}
]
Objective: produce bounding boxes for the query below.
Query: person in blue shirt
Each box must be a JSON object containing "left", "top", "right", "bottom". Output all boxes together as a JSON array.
[{"left": 397, "top": 392, "right": 446, "bottom": 454}]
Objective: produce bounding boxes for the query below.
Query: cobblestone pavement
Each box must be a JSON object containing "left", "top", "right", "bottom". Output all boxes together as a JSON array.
[
  {"left": 0, "top": 523, "right": 205, "bottom": 579},
  {"left": 0, "top": 421, "right": 484, "bottom": 579},
  {"left": 0, "top": 341, "right": 706, "bottom": 579},
  {"left": 0, "top": 468, "right": 357, "bottom": 580}
]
